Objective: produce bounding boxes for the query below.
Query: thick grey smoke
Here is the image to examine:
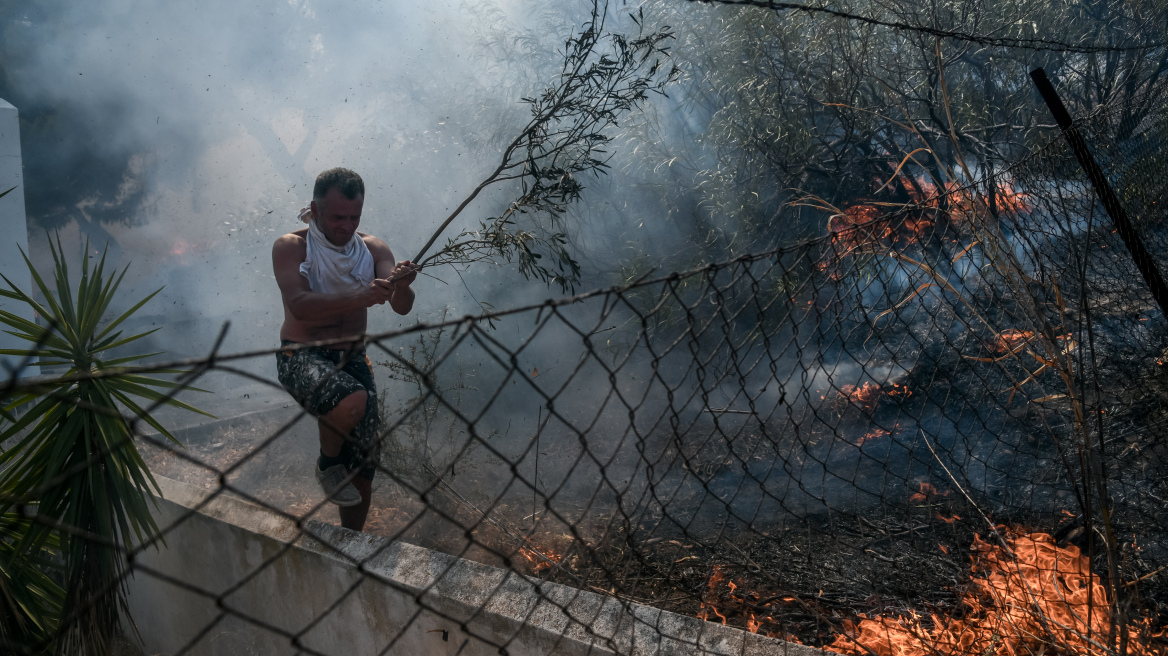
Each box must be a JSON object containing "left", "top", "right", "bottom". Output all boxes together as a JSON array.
[
  {"left": 4, "top": 0, "right": 650, "bottom": 366},
  {"left": 3, "top": 1, "right": 1041, "bottom": 554},
  {"left": 1, "top": 0, "right": 949, "bottom": 447}
]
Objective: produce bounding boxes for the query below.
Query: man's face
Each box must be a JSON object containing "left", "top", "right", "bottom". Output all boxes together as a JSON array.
[{"left": 311, "top": 187, "right": 364, "bottom": 246}]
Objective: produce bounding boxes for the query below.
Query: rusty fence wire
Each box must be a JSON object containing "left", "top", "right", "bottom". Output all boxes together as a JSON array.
[{"left": 3, "top": 96, "right": 1168, "bottom": 655}]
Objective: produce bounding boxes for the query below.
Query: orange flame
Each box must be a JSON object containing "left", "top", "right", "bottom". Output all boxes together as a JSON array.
[
  {"left": 994, "top": 329, "right": 1037, "bottom": 354},
  {"left": 858, "top": 427, "right": 890, "bottom": 446},
  {"left": 517, "top": 544, "right": 562, "bottom": 573},
  {"left": 817, "top": 176, "right": 1032, "bottom": 280},
  {"left": 837, "top": 382, "right": 911, "bottom": 414},
  {"left": 908, "top": 177, "right": 1030, "bottom": 218},
  {"left": 839, "top": 382, "right": 883, "bottom": 412},
  {"left": 698, "top": 566, "right": 730, "bottom": 625},
  {"left": 827, "top": 532, "right": 1168, "bottom": 656},
  {"left": 827, "top": 205, "right": 893, "bottom": 260},
  {"left": 909, "top": 482, "right": 950, "bottom": 503},
  {"left": 990, "top": 183, "right": 1032, "bottom": 214}
]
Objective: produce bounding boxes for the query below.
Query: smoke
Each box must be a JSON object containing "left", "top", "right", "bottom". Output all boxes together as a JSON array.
[
  {"left": 2, "top": 2, "right": 1108, "bottom": 593},
  {"left": 4, "top": 0, "right": 648, "bottom": 364},
  {"left": 4, "top": 0, "right": 993, "bottom": 525}
]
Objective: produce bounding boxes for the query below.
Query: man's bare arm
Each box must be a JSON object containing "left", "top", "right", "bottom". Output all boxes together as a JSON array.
[
  {"left": 367, "top": 236, "right": 417, "bottom": 316},
  {"left": 273, "top": 233, "right": 391, "bottom": 320},
  {"left": 388, "top": 265, "right": 416, "bottom": 315}
]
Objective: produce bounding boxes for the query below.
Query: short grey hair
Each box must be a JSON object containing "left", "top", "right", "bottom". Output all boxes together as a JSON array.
[{"left": 312, "top": 168, "right": 365, "bottom": 203}]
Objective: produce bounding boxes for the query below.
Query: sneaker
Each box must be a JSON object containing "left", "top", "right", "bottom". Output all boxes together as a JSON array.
[{"left": 315, "top": 464, "right": 362, "bottom": 507}]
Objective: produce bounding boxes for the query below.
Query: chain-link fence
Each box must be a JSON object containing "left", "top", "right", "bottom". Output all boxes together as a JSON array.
[{"left": 3, "top": 88, "right": 1168, "bottom": 655}]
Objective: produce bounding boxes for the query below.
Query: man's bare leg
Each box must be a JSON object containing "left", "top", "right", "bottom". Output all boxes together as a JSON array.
[
  {"left": 315, "top": 390, "right": 367, "bottom": 508},
  {"left": 319, "top": 390, "right": 367, "bottom": 457},
  {"left": 339, "top": 476, "right": 373, "bottom": 531}
]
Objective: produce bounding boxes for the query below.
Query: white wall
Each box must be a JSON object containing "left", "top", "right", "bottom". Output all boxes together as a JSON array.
[
  {"left": 125, "top": 475, "right": 824, "bottom": 656},
  {"left": 0, "top": 98, "right": 34, "bottom": 381}
]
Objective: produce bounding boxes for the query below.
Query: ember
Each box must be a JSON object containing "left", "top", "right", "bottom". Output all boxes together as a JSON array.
[
  {"left": 994, "top": 329, "right": 1037, "bottom": 354},
  {"left": 885, "top": 383, "right": 911, "bottom": 399},
  {"left": 989, "top": 182, "right": 1032, "bottom": 214},
  {"left": 827, "top": 205, "right": 893, "bottom": 257},
  {"left": 693, "top": 561, "right": 832, "bottom": 642},
  {"left": 698, "top": 565, "right": 730, "bottom": 625},
  {"left": 817, "top": 182, "right": 985, "bottom": 278},
  {"left": 909, "top": 482, "right": 950, "bottom": 503},
  {"left": 838, "top": 382, "right": 883, "bottom": 413},
  {"left": 857, "top": 427, "right": 890, "bottom": 445},
  {"left": 909, "top": 177, "right": 1031, "bottom": 218},
  {"left": 517, "top": 544, "right": 563, "bottom": 574},
  {"left": 838, "top": 382, "right": 911, "bottom": 414}
]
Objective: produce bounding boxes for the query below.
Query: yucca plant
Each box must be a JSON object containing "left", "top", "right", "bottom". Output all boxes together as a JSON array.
[
  {"left": 0, "top": 186, "right": 60, "bottom": 655},
  {"left": 0, "top": 513, "right": 62, "bottom": 654},
  {"left": 0, "top": 234, "right": 210, "bottom": 655}
]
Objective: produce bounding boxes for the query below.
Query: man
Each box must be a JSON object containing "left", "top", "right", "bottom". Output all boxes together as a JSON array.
[{"left": 272, "top": 167, "right": 418, "bottom": 531}]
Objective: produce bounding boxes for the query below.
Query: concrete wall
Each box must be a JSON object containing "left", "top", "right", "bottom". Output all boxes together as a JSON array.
[
  {"left": 126, "top": 475, "right": 827, "bottom": 656},
  {"left": 0, "top": 98, "right": 34, "bottom": 380}
]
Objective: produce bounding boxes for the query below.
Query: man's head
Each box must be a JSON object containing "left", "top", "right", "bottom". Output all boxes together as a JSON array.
[{"left": 310, "top": 168, "right": 365, "bottom": 246}]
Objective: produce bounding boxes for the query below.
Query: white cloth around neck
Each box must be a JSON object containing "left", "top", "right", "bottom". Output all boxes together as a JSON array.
[{"left": 298, "top": 206, "right": 376, "bottom": 295}]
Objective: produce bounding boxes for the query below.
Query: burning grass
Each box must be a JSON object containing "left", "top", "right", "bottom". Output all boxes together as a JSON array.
[
  {"left": 543, "top": 494, "right": 1168, "bottom": 656},
  {"left": 994, "top": 329, "right": 1038, "bottom": 355},
  {"left": 518, "top": 543, "right": 566, "bottom": 574},
  {"left": 828, "top": 531, "right": 1168, "bottom": 656},
  {"left": 834, "top": 381, "right": 912, "bottom": 415}
]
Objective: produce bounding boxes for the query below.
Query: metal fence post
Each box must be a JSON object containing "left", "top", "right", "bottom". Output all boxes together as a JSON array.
[{"left": 1030, "top": 67, "right": 1168, "bottom": 319}]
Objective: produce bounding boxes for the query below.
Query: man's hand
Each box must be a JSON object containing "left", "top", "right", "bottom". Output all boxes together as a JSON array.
[
  {"left": 368, "top": 262, "right": 418, "bottom": 311},
  {"left": 377, "top": 260, "right": 418, "bottom": 316},
  {"left": 364, "top": 279, "right": 395, "bottom": 306},
  {"left": 388, "top": 260, "right": 420, "bottom": 288}
]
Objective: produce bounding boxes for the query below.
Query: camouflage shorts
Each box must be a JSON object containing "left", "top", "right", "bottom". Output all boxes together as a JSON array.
[{"left": 275, "top": 341, "right": 381, "bottom": 480}]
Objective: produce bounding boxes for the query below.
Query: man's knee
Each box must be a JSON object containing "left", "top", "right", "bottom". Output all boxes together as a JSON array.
[{"left": 329, "top": 389, "right": 367, "bottom": 423}]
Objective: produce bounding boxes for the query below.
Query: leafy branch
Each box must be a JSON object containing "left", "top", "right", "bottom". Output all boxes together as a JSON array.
[{"left": 411, "top": 0, "right": 679, "bottom": 293}]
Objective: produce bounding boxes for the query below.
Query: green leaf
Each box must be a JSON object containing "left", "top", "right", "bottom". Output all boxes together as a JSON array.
[
  {"left": 94, "top": 287, "right": 162, "bottom": 343},
  {"left": 93, "top": 326, "right": 161, "bottom": 353},
  {"left": 0, "top": 308, "right": 71, "bottom": 352},
  {"left": 106, "top": 378, "right": 214, "bottom": 419},
  {"left": 98, "top": 352, "right": 165, "bottom": 367}
]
